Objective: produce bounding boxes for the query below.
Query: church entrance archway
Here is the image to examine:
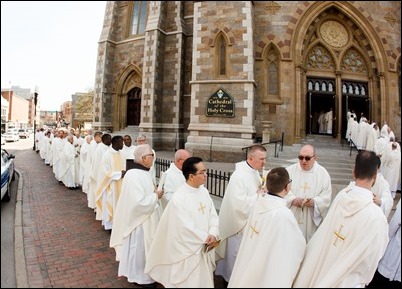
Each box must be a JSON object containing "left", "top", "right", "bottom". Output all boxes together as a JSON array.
[
  {"left": 306, "top": 78, "right": 336, "bottom": 136},
  {"left": 126, "top": 87, "right": 141, "bottom": 126}
]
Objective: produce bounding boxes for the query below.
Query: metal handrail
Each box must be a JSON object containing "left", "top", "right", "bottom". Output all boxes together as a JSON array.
[
  {"left": 242, "top": 132, "right": 284, "bottom": 158},
  {"left": 154, "top": 158, "right": 231, "bottom": 198}
]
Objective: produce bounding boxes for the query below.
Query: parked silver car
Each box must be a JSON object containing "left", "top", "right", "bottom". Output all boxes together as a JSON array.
[
  {"left": 18, "top": 129, "right": 30, "bottom": 138},
  {"left": 3, "top": 131, "right": 19, "bottom": 142},
  {"left": 1, "top": 149, "right": 15, "bottom": 202}
]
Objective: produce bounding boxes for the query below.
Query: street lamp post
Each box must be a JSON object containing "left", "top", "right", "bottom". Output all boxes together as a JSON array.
[{"left": 33, "top": 90, "right": 38, "bottom": 151}]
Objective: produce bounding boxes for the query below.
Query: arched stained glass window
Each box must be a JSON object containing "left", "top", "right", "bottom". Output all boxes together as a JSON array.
[{"left": 131, "top": 1, "right": 148, "bottom": 35}]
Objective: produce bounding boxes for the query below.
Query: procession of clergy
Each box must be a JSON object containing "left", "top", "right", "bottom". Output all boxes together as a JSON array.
[{"left": 32, "top": 125, "right": 400, "bottom": 288}]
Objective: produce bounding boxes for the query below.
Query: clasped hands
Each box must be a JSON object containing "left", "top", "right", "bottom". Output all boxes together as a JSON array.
[
  {"left": 204, "top": 235, "right": 220, "bottom": 252},
  {"left": 292, "top": 197, "right": 314, "bottom": 208}
]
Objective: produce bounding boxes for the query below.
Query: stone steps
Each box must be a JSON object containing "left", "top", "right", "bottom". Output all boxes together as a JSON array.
[
  {"left": 111, "top": 126, "right": 140, "bottom": 140},
  {"left": 265, "top": 135, "right": 357, "bottom": 189}
]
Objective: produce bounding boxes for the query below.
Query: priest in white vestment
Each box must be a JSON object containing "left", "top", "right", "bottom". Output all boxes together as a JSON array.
[
  {"left": 93, "top": 134, "right": 112, "bottom": 220},
  {"left": 382, "top": 142, "right": 401, "bottom": 198},
  {"left": 285, "top": 144, "right": 332, "bottom": 242},
  {"left": 380, "top": 123, "right": 390, "bottom": 142},
  {"left": 134, "top": 134, "right": 157, "bottom": 184},
  {"left": 110, "top": 144, "right": 163, "bottom": 286},
  {"left": 345, "top": 114, "right": 355, "bottom": 141},
  {"left": 145, "top": 156, "right": 219, "bottom": 288},
  {"left": 79, "top": 135, "right": 92, "bottom": 187},
  {"left": 95, "top": 136, "right": 125, "bottom": 230},
  {"left": 350, "top": 117, "right": 359, "bottom": 146},
  {"left": 356, "top": 118, "right": 369, "bottom": 150},
  {"left": 367, "top": 199, "right": 401, "bottom": 287},
  {"left": 44, "top": 131, "right": 52, "bottom": 165},
  {"left": 121, "top": 135, "right": 136, "bottom": 161},
  {"left": 325, "top": 108, "right": 333, "bottom": 134},
  {"left": 345, "top": 157, "right": 393, "bottom": 218},
  {"left": 160, "top": 149, "right": 191, "bottom": 209},
  {"left": 54, "top": 129, "right": 68, "bottom": 183},
  {"left": 318, "top": 111, "right": 325, "bottom": 134},
  {"left": 228, "top": 167, "right": 305, "bottom": 288},
  {"left": 215, "top": 145, "right": 267, "bottom": 284},
  {"left": 293, "top": 150, "right": 389, "bottom": 288},
  {"left": 83, "top": 132, "right": 102, "bottom": 205},
  {"left": 51, "top": 133, "right": 61, "bottom": 177},
  {"left": 38, "top": 128, "right": 47, "bottom": 159},
  {"left": 365, "top": 123, "right": 379, "bottom": 152},
  {"left": 59, "top": 135, "right": 77, "bottom": 189}
]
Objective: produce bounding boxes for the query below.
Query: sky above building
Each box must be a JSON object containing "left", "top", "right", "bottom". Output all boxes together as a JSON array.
[{"left": 1, "top": 1, "right": 106, "bottom": 111}]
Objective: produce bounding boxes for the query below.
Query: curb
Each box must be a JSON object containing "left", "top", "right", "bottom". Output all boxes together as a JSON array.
[{"left": 14, "top": 169, "right": 28, "bottom": 288}]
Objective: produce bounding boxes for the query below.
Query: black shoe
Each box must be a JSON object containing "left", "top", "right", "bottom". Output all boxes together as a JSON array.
[{"left": 139, "top": 282, "right": 157, "bottom": 288}]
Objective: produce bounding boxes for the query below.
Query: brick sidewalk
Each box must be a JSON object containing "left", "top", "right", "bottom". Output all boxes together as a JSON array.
[{"left": 16, "top": 150, "right": 147, "bottom": 288}]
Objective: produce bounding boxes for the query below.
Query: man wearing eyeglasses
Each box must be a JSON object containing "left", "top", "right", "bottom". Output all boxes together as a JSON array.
[
  {"left": 285, "top": 144, "right": 332, "bottom": 242},
  {"left": 145, "top": 157, "right": 219, "bottom": 287},
  {"left": 293, "top": 150, "right": 388, "bottom": 288},
  {"left": 134, "top": 134, "right": 157, "bottom": 185},
  {"left": 110, "top": 144, "right": 163, "bottom": 287}
]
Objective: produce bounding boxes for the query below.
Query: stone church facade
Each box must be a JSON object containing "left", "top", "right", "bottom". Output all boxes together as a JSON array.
[{"left": 93, "top": 1, "right": 401, "bottom": 162}]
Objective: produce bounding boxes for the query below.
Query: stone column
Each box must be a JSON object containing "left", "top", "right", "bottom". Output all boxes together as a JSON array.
[
  {"left": 335, "top": 70, "right": 342, "bottom": 141},
  {"left": 378, "top": 72, "right": 386, "bottom": 123},
  {"left": 261, "top": 121, "right": 272, "bottom": 143}
]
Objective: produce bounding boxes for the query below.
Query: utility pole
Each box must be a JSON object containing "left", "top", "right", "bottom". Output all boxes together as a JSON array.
[{"left": 32, "top": 88, "right": 38, "bottom": 151}]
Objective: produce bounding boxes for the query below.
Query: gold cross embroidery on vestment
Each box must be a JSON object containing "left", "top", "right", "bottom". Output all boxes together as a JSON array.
[
  {"left": 300, "top": 182, "right": 311, "bottom": 212},
  {"left": 198, "top": 202, "right": 206, "bottom": 214},
  {"left": 333, "top": 225, "right": 346, "bottom": 246},
  {"left": 250, "top": 221, "right": 260, "bottom": 239}
]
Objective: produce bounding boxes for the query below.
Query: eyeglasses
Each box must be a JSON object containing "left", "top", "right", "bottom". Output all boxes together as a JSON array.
[
  {"left": 298, "top": 155, "right": 315, "bottom": 161},
  {"left": 284, "top": 179, "right": 292, "bottom": 189},
  {"left": 143, "top": 153, "right": 154, "bottom": 158},
  {"left": 194, "top": 170, "right": 207, "bottom": 176}
]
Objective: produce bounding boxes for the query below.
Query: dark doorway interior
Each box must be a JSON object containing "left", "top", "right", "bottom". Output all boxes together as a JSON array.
[
  {"left": 341, "top": 95, "right": 370, "bottom": 138},
  {"left": 341, "top": 81, "right": 370, "bottom": 139},
  {"left": 308, "top": 93, "right": 335, "bottom": 135},
  {"left": 306, "top": 78, "right": 336, "bottom": 136},
  {"left": 127, "top": 87, "right": 141, "bottom": 126}
]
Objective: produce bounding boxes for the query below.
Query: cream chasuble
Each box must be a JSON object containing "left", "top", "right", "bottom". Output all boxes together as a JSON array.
[
  {"left": 285, "top": 162, "right": 332, "bottom": 241},
  {"left": 228, "top": 194, "right": 305, "bottom": 288},
  {"left": 293, "top": 185, "right": 389, "bottom": 288},
  {"left": 110, "top": 168, "right": 162, "bottom": 262},
  {"left": 95, "top": 147, "right": 124, "bottom": 226},
  {"left": 145, "top": 183, "right": 219, "bottom": 288}
]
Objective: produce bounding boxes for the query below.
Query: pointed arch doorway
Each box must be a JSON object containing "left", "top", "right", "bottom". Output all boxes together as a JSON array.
[
  {"left": 341, "top": 81, "right": 370, "bottom": 138},
  {"left": 126, "top": 87, "right": 141, "bottom": 126},
  {"left": 306, "top": 78, "right": 336, "bottom": 136}
]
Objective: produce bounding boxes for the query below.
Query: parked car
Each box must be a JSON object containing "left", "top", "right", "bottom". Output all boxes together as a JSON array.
[
  {"left": 3, "top": 131, "right": 19, "bottom": 142},
  {"left": 18, "top": 129, "right": 30, "bottom": 138},
  {"left": 1, "top": 149, "right": 15, "bottom": 202}
]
